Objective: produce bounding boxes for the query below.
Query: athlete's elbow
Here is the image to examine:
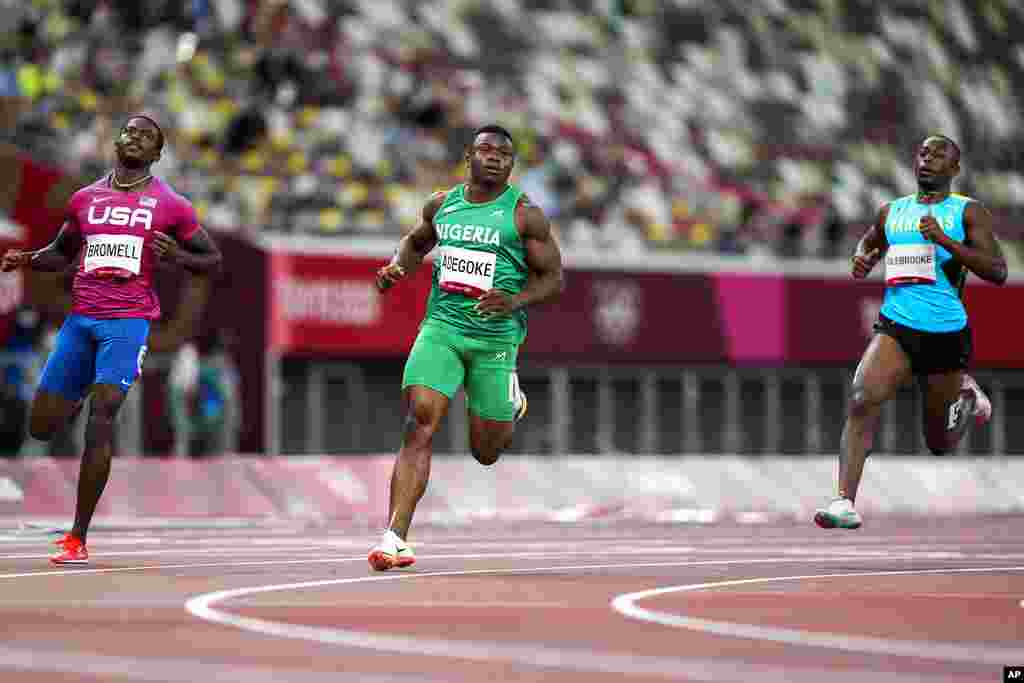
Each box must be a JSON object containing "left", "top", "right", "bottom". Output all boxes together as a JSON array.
[{"left": 991, "top": 263, "right": 1008, "bottom": 286}]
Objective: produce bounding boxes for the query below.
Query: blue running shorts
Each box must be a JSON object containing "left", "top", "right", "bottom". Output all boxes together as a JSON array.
[{"left": 38, "top": 314, "right": 150, "bottom": 401}]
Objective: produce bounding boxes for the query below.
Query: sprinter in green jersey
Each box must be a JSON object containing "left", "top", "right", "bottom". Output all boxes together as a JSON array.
[{"left": 368, "top": 125, "right": 564, "bottom": 571}]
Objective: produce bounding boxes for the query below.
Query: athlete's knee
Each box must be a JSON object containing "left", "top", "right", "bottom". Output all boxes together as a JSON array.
[
  {"left": 28, "top": 416, "right": 58, "bottom": 442},
  {"left": 85, "top": 396, "right": 120, "bottom": 448},
  {"left": 847, "top": 382, "right": 883, "bottom": 419},
  {"left": 926, "top": 421, "right": 965, "bottom": 457},
  {"left": 402, "top": 402, "right": 443, "bottom": 446},
  {"left": 470, "top": 445, "right": 501, "bottom": 466},
  {"left": 925, "top": 434, "right": 954, "bottom": 456},
  {"left": 469, "top": 427, "right": 512, "bottom": 466},
  {"left": 84, "top": 413, "right": 115, "bottom": 449}
]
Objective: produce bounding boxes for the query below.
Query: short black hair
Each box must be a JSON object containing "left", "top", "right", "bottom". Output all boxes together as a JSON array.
[
  {"left": 123, "top": 114, "right": 165, "bottom": 150},
  {"left": 472, "top": 124, "right": 514, "bottom": 150},
  {"left": 923, "top": 134, "right": 960, "bottom": 162}
]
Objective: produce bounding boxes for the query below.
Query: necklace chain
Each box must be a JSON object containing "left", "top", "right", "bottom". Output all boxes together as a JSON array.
[{"left": 110, "top": 172, "right": 152, "bottom": 190}]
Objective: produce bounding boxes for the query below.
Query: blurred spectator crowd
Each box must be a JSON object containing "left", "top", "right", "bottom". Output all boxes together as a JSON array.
[{"left": 2, "top": 0, "right": 1024, "bottom": 260}]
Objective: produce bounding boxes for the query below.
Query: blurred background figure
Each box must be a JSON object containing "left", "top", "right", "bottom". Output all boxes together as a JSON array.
[
  {"left": 0, "top": 306, "right": 43, "bottom": 457},
  {"left": 167, "top": 332, "right": 239, "bottom": 458}
]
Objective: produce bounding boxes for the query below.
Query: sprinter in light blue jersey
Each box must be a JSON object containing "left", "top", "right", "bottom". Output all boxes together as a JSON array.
[{"left": 816, "top": 135, "right": 1007, "bottom": 530}]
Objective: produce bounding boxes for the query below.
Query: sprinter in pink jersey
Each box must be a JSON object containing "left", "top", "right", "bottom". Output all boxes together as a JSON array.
[{"left": 1, "top": 115, "right": 222, "bottom": 564}]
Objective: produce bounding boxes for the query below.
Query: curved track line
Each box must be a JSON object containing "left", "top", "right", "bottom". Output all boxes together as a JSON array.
[
  {"left": 611, "top": 565, "right": 1024, "bottom": 665},
  {"left": 183, "top": 557, "right": 987, "bottom": 682}
]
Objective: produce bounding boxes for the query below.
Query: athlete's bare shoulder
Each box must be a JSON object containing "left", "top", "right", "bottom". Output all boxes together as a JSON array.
[
  {"left": 875, "top": 200, "right": 893, "bottom": 223},
  {"left": 423, "top": 189, "right": 451, "bottom": 222},
  {"left": 960, "top": 195, "right": 990, "bottom": 214},
  {"left": 514, "top": 193, "right": 550, "bottom": 238}
]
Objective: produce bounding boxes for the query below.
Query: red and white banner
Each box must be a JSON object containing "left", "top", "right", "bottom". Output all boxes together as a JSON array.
[
  {"left": 263, "top": 249, "right": 1024, "bottom": 367},
  {"left": 267, "top": 252, "right": 431, "bottom": 355}
]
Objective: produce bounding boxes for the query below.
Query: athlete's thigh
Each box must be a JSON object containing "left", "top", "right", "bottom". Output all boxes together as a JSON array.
[
  {"left": 28, "top": 389, "right": 81, "bottom": 438},
  {"left": 853, "top": 332, "right": 912, "bottom": 405},
  {"left": 92, "top": 318, "right": 150, "bottom": 395},
  {"left": 401, "top": 324, "right": 465, "bottom": 399},
  {"left": 464, "top": 339, "right": 519, "bottom": 422},
  {"left": 918, "top": 370, "right": 964, "bottom": 434},
  {"left": 37, "top": 314, "right": 97, "bottom": 403}
]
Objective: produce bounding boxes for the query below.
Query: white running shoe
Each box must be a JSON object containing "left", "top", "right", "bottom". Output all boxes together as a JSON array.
[
  {"left": 368, "top": 529, "right": 415, "bottom": 571},
  {"left": 961, "top": 374, "right": 992, "bottom": 425},
  {"left": 813, "top": 497, "right": 862, "bottom": 530}
]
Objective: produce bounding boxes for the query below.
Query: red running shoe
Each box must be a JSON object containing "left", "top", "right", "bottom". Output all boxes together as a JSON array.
[{"left": 51, "top": 534, "right": 88, "bottom": 565}]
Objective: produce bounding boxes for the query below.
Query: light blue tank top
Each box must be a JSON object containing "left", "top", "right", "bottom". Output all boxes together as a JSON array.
[{"left": 879, "top": 193, "right": 969, "bottom": 333}]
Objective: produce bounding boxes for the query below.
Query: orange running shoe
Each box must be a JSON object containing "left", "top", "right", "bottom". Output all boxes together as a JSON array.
[{"left": 51, "top": 534, "right": 88, "bottom": 565}]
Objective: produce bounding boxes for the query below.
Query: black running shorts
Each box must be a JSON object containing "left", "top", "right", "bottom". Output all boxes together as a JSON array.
[{"left": 874, "top": 314, "right": 972, "bottom": 375}]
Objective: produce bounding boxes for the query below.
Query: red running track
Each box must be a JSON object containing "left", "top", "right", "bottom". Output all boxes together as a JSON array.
[{"left": 0, "top": 516, "right": 1021, "bottom": 682}]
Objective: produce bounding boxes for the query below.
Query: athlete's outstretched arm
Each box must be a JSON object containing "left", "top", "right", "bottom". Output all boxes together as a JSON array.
[
  {"left": 926, "top": 202, "right": 1007, "bottom": 285},
  {"left": 850, "top": 204, "right": 889, "bottom": 279},
  {"left": 152, "top": 227, "right": 223, "bottom": 276},
  {"left": 0, "top": 222, "right": 80, "bottom": 272},
  {"left": 376, "top": 192, "right": 443, "bottom": 291},
  {"left": 512, "top": 197, "right": 564, "bottom": 308}
]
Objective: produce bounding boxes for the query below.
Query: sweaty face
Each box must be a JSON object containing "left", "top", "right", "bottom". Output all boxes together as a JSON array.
[
  {"left": 115, "top": 118, "right": 162, "bottom": 169},
  {"left": 467, "top": 133, "right": 515, "bottom": 185},
  {"left": 915, "top": 137, "right": 958, "bottom": 190}
]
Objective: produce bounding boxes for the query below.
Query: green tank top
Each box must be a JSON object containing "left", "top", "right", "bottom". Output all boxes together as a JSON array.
[{"left": 425, "top": 183, "right": 528, "bottom": 343}]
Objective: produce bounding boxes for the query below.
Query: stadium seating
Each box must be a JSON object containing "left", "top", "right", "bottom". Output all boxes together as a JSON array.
[{"left": 2, "top": 0, "right": 1023, "bottom": 259}]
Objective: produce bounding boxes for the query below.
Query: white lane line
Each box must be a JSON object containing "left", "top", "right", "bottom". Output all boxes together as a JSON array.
[
  {"left": 183, "top": 558, "right": 991, "bottom": 682},
  {"left": 611, "top": 566, "right": 1024, "bottom": 666},
  {"left": 3, "top": 546, "right": 1020, "bottom": 583},
  {"left": 0, "top": 548, "right": 786, "bottom": 580},
  {"left": 0, "top": 557, "right": 364, "bottom": 580},
  {"left": 0, "top": 549, "right": 691, "bottom": 579},
  {"left": 0, "top": 644, "right": 439, "bottom": 682},
  {"left": 8, "top": 543, "right": 1024, "bottom": 562},
  {"left": 0, "top": 547, "right": 348, "bottom": 560}
]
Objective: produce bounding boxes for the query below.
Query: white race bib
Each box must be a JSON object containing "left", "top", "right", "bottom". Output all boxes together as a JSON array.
[
  {"left": 83, "top": 234, "right": 144, "bottom": 279},
  {"left": 885, "top": 243, "right": 936, "bottom": 285},
  {"left": 438, "top": 246, "right": 496, "bottom": 297}
]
